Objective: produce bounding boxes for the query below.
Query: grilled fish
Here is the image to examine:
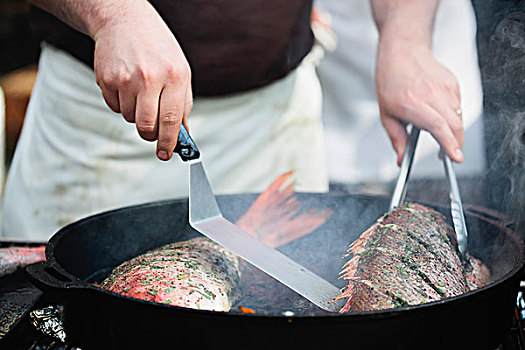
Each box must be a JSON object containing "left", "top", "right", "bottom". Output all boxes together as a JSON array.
[
  {"left": 335, "top": 203, "right": 490, "bottom": 313},
  {"left": 101, "top": 237, "right": 240, "bottom": 311}
]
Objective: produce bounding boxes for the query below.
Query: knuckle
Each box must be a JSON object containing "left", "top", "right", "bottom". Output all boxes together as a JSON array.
[
  {"left": 165, "top": 64, "right": 179, "bottom": 80},
  {"left": 99, "top": 74, "right": 118, "bottom": 90},
  {"left": 137, "top": 119, "right": 156, "bottom": 133},
  {"left": 160, "top": 111, "right": 181, "bottom": 126},
  {"left": 399, "top": 90, "right": 417, "bottom": 115},
  {"left": 429, "top": 118, "right": 446, "bottom": 134},
  {"left": 119, "top": 71, "right": 133, "bottom": 87},
  {"left": 166, "top": 63, "right": 191, "bottom": 83},
  {"left": 137, "top": 67, "right": 156, "bottom": 87}
]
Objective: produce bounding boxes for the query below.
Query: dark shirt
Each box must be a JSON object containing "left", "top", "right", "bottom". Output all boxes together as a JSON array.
[{"left": 29, "top": 1, "right": 314, "bottom": 97}]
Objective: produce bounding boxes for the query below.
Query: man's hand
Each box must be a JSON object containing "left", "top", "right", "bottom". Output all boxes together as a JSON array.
[
  {"left": 371, "top": 0, "right": 464, "bottom": 165},
  {"left": 30, "top": 0, "right": 193, "bottom": 161},
  {"left": 376, "top": 39, "right": 463, "bottom": 165}
]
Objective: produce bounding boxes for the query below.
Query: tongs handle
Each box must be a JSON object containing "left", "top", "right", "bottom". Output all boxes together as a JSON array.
[
  {"left": 442, "top": 151, "right": 470, "bottom": 258},
  {"left": 389, "top": 126, "right": 420, "bottom": 211},
  {"left": 174, "top": 124, "right": 200, "bottom": 162}
]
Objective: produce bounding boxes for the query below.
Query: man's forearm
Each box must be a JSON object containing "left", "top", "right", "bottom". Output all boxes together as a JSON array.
[
  {"left": 370, "top": 0, "right": 439, "bottom": 47},
  {"left": 28, "top": 0, "right": 142, "bottom": 39}
]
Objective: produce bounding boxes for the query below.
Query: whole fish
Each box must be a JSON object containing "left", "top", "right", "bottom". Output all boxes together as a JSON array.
[
  {"left": 0, "top": 246, "right": 46, "bottom": 277},
  {"left": 101, "top": 237, "right": 240, "bottom": 311},
  {"left": 334, "top": 203, "right": 490, "bottom": 313}
]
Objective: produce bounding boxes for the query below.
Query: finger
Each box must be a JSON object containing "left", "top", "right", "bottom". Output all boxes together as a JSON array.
[
  {"left": 156, "top": 84, "right": 185, "bottom": 161},
  {"left": 380, "top": 111, "right": 408, "bottom": 166},
  {"left": 100, "top": 88, "right": 120, "bottom": 113},
  {"left": 96, "top": 70, "right": 121, "bottom": 113},
  {"left": 445, "top": 74, "right": 461, "bottom": 112},
  {"left": 182, "top": 82, "right": 194, "bottom": 129},
  {"left": 449, "top": 90, "right": 464, "bottom": 152},
  {"left": 135, "top": 89, "right": 161, "bottom": 142},
  {"left": 444, "top": 74, "right": 464, "bottom": 143},
  {"left": 118, "top": 90, "right": 137, "bottom": 123},
  {"left": 413, "top": 103, "right": 464, "bottom": 163},
  {"left": 448, "top": 90, "right": 461, "bottom": 117},
  {"left": 428, "top": 96, "right": 464, "bottom": 151},
  {"left": 444, "top": 76, "right": 462, "bottom": 122}
]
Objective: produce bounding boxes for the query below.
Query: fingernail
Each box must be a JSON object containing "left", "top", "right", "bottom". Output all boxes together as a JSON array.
[
  {"left": 157, "top": 150, "right": 169, "bottom": 161},
  {"left": 455, "top": 149, "right": 464, "bottom": 162}
]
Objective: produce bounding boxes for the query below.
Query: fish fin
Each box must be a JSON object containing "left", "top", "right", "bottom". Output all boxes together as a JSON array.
[{"left": 235, "top": 171, "right": 333, "bottom": 248}]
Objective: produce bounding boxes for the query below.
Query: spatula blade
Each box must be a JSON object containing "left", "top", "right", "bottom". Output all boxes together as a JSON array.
[{"left": 189, "top": 161, "right": 344, "bottom": 312}]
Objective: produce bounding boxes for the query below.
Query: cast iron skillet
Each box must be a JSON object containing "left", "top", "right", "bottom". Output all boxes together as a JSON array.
[{"left": 26, "top": 193, "right": 523, "bottom": 350}]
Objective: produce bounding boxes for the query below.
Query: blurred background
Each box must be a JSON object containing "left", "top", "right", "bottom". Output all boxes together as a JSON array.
[
  {"left": 0, "top": 0, "right": 523, "bottom": 236},
  {"left": 0, "top": 0, "right": 39, "bottom": 166}
]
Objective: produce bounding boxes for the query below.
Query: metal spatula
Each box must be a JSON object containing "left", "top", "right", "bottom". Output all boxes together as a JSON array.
[{"left": 174, "top": 125, "right": 344, "bottom": 312}]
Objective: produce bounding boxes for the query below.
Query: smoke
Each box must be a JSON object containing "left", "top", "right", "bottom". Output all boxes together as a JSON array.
[
  {"left": 472, "top": 0, "right": 525, "bottom": 238},
  {"left": 488, "top": 110, "right": 525, "bottom": 232}
]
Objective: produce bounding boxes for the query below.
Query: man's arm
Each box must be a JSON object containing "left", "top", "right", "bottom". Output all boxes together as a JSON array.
[
  {"left": 29, "top": 0, "right": 193, "bottom": 161},
  {"left": 371, "top": 0, "right": 464, "bottom": 165}
]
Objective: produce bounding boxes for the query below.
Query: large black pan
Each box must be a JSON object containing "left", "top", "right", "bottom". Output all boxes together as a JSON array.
[{"left": 26, "top": 193, "right": 523, "bottom": 350}]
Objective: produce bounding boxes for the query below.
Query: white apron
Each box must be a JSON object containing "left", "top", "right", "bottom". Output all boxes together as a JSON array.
[{"left": 2, "top": 44, "right": 327, "bottom": 240}]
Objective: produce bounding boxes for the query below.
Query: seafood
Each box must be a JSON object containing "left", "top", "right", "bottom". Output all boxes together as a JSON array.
[
  {"left": 335, "top": 203, "right": 490, "bottom": 313},
  {"left": 101, "top": 237, "right": 240, "bottom": 311},
  {"left": 0, "top": 246, "right": 46, "bottom": 277}
]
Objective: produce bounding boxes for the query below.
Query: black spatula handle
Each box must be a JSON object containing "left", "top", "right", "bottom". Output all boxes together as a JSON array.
[{"left": 174, "top": 124, "right": 200, "bottom": 161}]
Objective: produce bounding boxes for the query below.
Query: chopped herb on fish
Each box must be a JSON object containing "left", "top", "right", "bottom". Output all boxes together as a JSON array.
[
  {"left": 100, "top": 237, "right": 240, "bottom": 312},
  {"left": 334, "top": 203, "right": 490, "bottom": 313}
]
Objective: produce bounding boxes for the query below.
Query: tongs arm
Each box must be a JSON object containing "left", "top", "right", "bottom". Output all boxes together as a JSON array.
[
  {"left": 388, "top": 125, "right": 470, "bottom": 260},
  {"left": 389, "top": 126, "right": 421, "bottom": 211},
  {"left": 442, "top": 151, "right": 470, "bottom": 259}
]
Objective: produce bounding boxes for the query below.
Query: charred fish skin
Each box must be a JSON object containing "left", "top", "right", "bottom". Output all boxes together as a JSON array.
[
  {"left": 101, "top": 237, "right": 240, "bottom": 312},
  {"left": 336, "top": 203, "right": 490, "bottom": 313}
]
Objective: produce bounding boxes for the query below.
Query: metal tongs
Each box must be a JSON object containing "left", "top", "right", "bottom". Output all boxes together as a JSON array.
[{"left": 389, "top": 125, "right": 470, "bottom": 261}]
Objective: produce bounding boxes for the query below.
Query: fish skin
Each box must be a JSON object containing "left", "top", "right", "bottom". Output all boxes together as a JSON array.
[
  {"left": 336, "top": 203, "right": 490, "bottom": 313},
  {"left": 101, "top": 237, "right": 240, "bottom": 312},
  {"left": 465, "top": 256, "right": 491, "bottom": 290},
  {"left": 0, "top": 246, "right": 46, "bottom": 277}
]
